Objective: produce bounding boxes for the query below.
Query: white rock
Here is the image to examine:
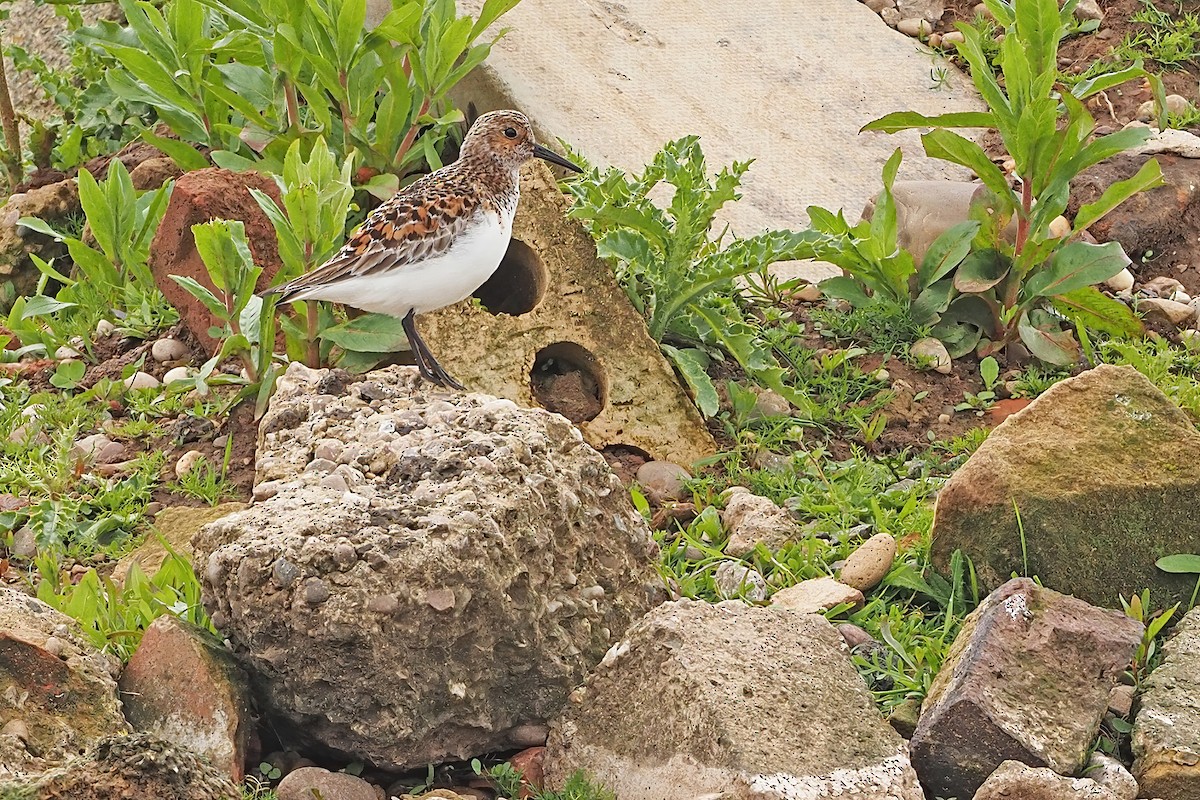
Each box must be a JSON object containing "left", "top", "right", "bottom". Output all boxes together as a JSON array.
[
  {"left": 1104, "top": 268, "right": 1134, "bottom": 293},
  {"left": 912, "top": 337, "right": 952, "bottom": 374},
  {"left": 95, "top": 319, "right": 116, "bottom": 337},
  {"left": 54, "top": 345, "right": 82, "bottom": 360},
  {"left": 940, "top": 30, "right": 965, "bottom": 45},
  {"left": 771, "top": 577, "right": 864, "bottom": 613},
  {"left": 713, "top": 562, "right": 768, "bottom": 602},
  {"left": 175, "top": 449, "right": 206, "bottom": 479},
  {"left": 1141, "top": 297, "right": 1197, "bottom": 328},
  {"left": 1084, "top": 752, "right": 1137, "bottom": 800},
  {"left": 72, "top": 433, "right": 114, "bottom": 461},
  {"left": 1074, "top": 0, "right": 1103, "bottom": 21},
  {"left": 150, "top": 337, "right": 189, "bottom": 363},
  {"left": 896, "top": 17, "right": 932, "bottom": 37},
  {"left": 123, "top": 371, "right": 160, "bottom": 390},
  {"left": 162, "top": 366, "right": 192, "bottom": 385},
  {"left": 1180, "top": 329, "right": 1200, "bottom": 351},
  {"left": 1047, "top": 215, "right": 1071, "bottom": 239},
  {"left": 1143, "top": 276, "right": 1185, "bottom": 297}
]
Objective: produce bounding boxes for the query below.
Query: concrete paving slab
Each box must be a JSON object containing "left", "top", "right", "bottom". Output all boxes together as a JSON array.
[{"left": 452, "top": 0, "right": 986, "bottom": 280}]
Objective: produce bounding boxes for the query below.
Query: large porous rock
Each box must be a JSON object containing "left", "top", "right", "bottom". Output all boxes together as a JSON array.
[
  {"left": 0, "top": 180, "right": 78, "bottom": 308},
  {"left": 119, "top": 615, "right": 254, "bottom": 782},
  {"left": 910, "top": 578, "right": 1143, "bottom": 800},
  {"left": 0, "top": 732, "right": 240, "bottom": 799},
  {"left": 930, "top": 364, "right": 1200, "bottom": 608},
  {"left": 1133, "top": 605, "right": 1200, "bottom": 799},
  {"left": 973, "top": 760, "right": 1122, "bottom": 800},
  {"left": 543, "top": 600, "right": 924, "bottom": 799},
  {"left": 147, "top": 168, "right": 283, "bottom": 350},
  {"left": 0, "top": 588, "right": 128, "bottom": 778},
  {"left": 192, "top": 363, "right": 662, "bottom": 771}
]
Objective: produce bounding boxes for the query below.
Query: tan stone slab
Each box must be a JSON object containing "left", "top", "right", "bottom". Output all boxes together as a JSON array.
[{"left": 451, "top": 0, "right": 985, "bottom": 281}]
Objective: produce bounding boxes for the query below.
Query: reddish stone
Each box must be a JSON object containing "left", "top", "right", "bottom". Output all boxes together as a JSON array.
[
  {"left": 987, "top": 397, "right": 1031, "bottom": 425},
  {"left": 119, "top": 614, "right": 254, "bottom": 782},
  {"left": 148, "top": 168, "right": 284, "bottom": 350},
  {"left": 509, "top": 746, "right": 546, "bottom": 798},
  {"left": 910, "top": 578, "right": 1143, "bottom": 800}
]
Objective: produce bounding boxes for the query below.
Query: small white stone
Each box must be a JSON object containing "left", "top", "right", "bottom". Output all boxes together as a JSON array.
[
  {"left": 1104, "top": 268, "right": 1135, "bottom": 293},
  {"left": 175, "top": 449, "right": 206, "bottom": 479},
  {"left": 54, "top": 345, "right": 82, "bottom": 360},
  {"left": 123, "top": 371, "right": 160, "bottom": 390},
  {"left": 95, "top": 319, "right": 116, "bottom": 337},
  {"left": 150, "top": 337, "right": 189, "bottom": 363},
  {"left": 162, "top": 366, "right": 192, "bottom": 385},
  {"left": 1047, "top": 215, "right": 1071, "bottom": 239},
  {"left": 912, "top": 337, "right": 952, "bottom": 374},
  {"left": 896, "top": 17, "right": 932, "bottom": 36},
  {"left": 940, "top": 30, "right": 965, "bottom": 45},
  {"left": 713, "top": 562, "right": 768, "bottom": 602}
]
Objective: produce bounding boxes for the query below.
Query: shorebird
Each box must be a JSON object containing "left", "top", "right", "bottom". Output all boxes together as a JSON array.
[{"left": 266, "top": 109, "right": 582, "bottom": 389}]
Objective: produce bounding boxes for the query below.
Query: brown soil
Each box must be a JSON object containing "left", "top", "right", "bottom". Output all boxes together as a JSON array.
[
  {"left": 938, "top": 0, "right": 1200, "bottom": 130},
  {"left": 530, "top": 365, "right": 604, "bottom": 423}
]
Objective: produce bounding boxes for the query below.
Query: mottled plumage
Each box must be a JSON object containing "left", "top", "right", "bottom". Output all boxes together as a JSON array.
[{"left": 267, "top": 109, "right": 581, "bottom": 389}]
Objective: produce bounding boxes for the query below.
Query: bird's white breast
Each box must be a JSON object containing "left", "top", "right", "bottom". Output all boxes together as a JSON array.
[{"left": 311, "top": 207, "right": 514, "bottom": 318}]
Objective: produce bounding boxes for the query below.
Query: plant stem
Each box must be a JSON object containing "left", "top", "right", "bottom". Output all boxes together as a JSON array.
[
  {"left": 0, "top": 27, "right": 23, "bottom": 190},
  {"left": 1015, "top": 177, "right": 1032, "bottom": 257},
  {"left": 393, "top": 97, "right": 430, "bottom": 168},
  {"left": 284, "top": 78, "right": 301, "bottom": 135},
  {"left": 305, "top": 299, "right": 319, "bottom": 367}
]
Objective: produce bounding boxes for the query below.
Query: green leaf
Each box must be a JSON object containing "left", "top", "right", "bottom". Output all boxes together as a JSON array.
[
  {"left": 662, "top": 345, "right": 719, "bottom": 418},
  {"left": 953, "top": 249, "right": 1010, "bottom": 293},
  {"left": 1024, "top": 241, "right": 1130, "bottom": 298},
  {"left": 921, "top": 129, "right": 1013, "bottom": 202},
  {"left": 1072, "top": 159, "right": 1164, "bottom": 235},
  {"left": 1052, "top": 286, "right": 1143, "bottom": 338},
  {"left": 860, "top": 110, "right": 996, "bottom": 133},
  {"left": 142, "top": 132, "right": 210, "bottom": 172},
  {"left": 1018, "top": 311, "right": 1079, "bottom": 366},
  {"left": 819, "top": 275, "right": 873, "bottom": 308},
  {"left": 49, "top": 360, "right": 87, "bottom": 390},
  {"left": 16, "top": 217, "right": 67, "bottom": 240},
  {"left": 319, "top": 312, "right": 411, "bottom": 352},
  {"left": 1156, "top": 554, "right": 1200, "bottom": 574},
  {"left": 170, "top": 275, "right": 227, "bottom": 319},
  {"left": 917, "top": 221, "right": 980, "bottom": 290},
  {"left": 21, "top": 295, "right": 77, "bottom": 318},
  {"left": 911, "top": 278, "right": 956, "bottom": 326}
]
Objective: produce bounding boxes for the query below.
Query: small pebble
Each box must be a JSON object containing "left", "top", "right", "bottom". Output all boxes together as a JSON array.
[
  {"left": 635, "top": 461, "right": 691, "bottom": 504},
  {"left": 911, "top": 337, "right": 952, "bottom": 374},
  {"left": 54, "top": 345, "right": 82, "bottom": 360},
  {"left": 95, "top": 319, "right": 116, "bottom": 337},
  {"left": 150, "top": 337, "right": 189, "bottom": 363},
  {"left": 714, "top": 562, "right": 768, "bottom": 602},
  {"left": 123, "top": 371, "right": 160, "bottom": 390},
  {"left": 895, "top": 17, "right": 931, "bottom": 36},
  {"left": 43, "top": 636, "right": 66, "bottom": 657},
  {"left": 839, "top": 533, "right": 898, "bottom": 592},
  {"left": 162, "top": 366, "right": 192, "bottom": 385},
  {"left": 175, "top": 449, "right": 206, "bottom": 479}
]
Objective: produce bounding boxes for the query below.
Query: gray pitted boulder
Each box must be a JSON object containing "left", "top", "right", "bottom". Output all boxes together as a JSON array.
[{"left": 192, "top": 363, "right": 662, "bottom": 771}]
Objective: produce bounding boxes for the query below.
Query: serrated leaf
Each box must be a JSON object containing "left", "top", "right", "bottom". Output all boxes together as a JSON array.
[{"left": 662, "top": 344, "right": 719, "bottom": 417}]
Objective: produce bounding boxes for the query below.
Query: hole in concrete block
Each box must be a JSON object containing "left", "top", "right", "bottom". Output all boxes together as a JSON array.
[
  {"left": 601, "top": 444, "right": 651, "bottom": 484},
  {"left": 472, "top": 239, "right": 548, "bottom": 316},
  {"left": 530, "top": 342, "right": 607, "bottom": 423}
]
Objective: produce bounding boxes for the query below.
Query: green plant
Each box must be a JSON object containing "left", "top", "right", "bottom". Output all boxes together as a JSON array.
[
  {"left": 17, "top": 160, "right": 174, "bottom": 347},
  {"left": 1119, "top": 589, "right": 1177, "bottom": 688},
  {"left": 0, "top": 10, "right": 22, "bottom": 190},
  {"left": 855, "top": 0, "right": 1163, "bottom": 365},
  {"left": 1156, "top": 553, "right": 1200, "bottom": 609},
  {"left": 473, "top": 760, "right": 615, "bottom": 800},
  {"left": 34, "top": 537, "right": 214, "bottom": 661},
  {"left": 565, "top": 137, "right": 822, "bottom": 416},
  {"left": 173, "top": 219, "right": 281, "bottom": 416},
  {"left": 169, "top": 454, "right": 237, "bottom": 506},
  {"left": 81, "top": 0, "right": 518, "bottom": 178},
  {"left": 955, "top": 355, "right": 1000, "bottom": 411},
  {"left": 1127, "top": 0, "right": 1200, "bottom": 69},
  {"left": 1097, "top": 337, "right": 1200, "bottom": 423}
]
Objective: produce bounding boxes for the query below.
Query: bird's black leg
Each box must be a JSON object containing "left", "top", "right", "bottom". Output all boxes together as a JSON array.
[{"left": 402, "top": 309, "right": 465, "bottom": 391}]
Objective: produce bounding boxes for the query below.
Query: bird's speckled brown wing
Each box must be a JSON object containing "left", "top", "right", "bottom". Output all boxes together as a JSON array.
[{"left": 269, "top": 168, "right": 484, "bottom": 303}]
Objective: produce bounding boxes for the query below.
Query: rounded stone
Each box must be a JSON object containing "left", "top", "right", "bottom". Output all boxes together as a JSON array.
[
  {"left": 95, "top": 319, "right": 116, "bottom": 337},
  {"left": 839, "top": 533, "right": 898, "bottom": 591},
  {"left": 175, "top": 450, "right": 206, "bottom": 479},
  {"left": 635, "top": 460, "right": 692, "bottom": 504},
  {"left": 1104, "top": 268, "right": 1134, "bottom": 293},
  {"left": 150, "top": 337, "right": 189, "bottom": 363},
  {"left": 911, "top": 337, "right": 952, "bottom": 374},
  {"left": 277, "top": 767, "right": 379, "bottom": 800},
  {"left": 123, "top": 371, "right": 160, "bottom": 391},
  {"left": 163, "top": 366, "right": 193, "bottom": 385}
]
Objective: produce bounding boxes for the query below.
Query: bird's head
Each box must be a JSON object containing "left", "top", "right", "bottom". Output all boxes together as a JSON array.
[{"left": 461, "top": 109, "right": 582, "bottom": 174}]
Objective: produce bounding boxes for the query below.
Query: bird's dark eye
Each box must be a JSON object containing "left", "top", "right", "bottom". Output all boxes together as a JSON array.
[{"left": 503, "top": 127, "right": 518, "bottom": 139}]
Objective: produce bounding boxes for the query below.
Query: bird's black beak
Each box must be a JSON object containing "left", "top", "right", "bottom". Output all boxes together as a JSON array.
[{"left": 533, "top": 143, "right": 583, "bottom": 173}]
